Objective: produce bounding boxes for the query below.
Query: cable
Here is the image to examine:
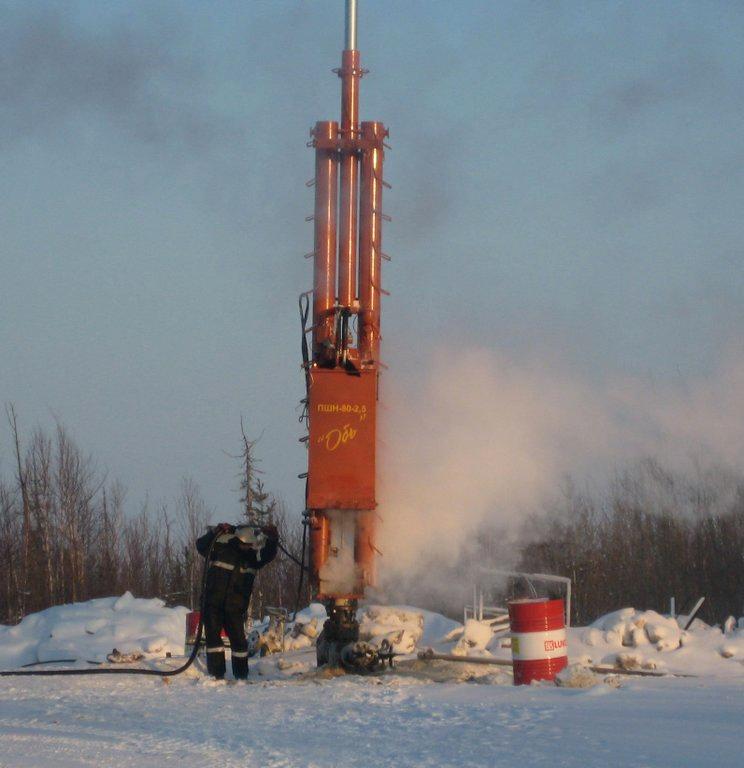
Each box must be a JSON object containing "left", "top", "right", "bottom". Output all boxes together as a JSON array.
[
  {"left": 295, "top": 295, "right": 312, "bottom": 622},
  {"left": 21, "top": 659, "right": 101, "bottom": 668},
  {"left": 277, "top": 540, "right": 310, "bottom": 572},
  {"left": 2, "top": 530, "right": 311, "bottom": 677},
  {"left": 288, "top": 520, "right": 308, "bottom": 622},
  {"left": 0, "top": 537, "right": 218, "bottom": 678},
  {"left": 299, "top": 292, "right": 311, "bottom": 378},
  {"left": 299, "top": 293, "right": 311, "bottom": 426}
]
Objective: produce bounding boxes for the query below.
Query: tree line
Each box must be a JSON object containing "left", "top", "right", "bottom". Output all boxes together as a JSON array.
[
  {"left": 3, "top": 408, "right": 743, "bottom": 629},
  {"left": 519, "top": 459, "right": 744, "bottom": 625},
  {"left": 0, "top": 407, "right": 308, "bottom": 625},
  {"left": 384, "top": 459, "right": 744, "bottom": 628}
]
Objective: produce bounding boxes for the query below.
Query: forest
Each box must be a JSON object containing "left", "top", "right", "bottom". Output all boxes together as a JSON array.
[
  {"left": 2, "top": 406, "right": 743, "bottom": 628},
  {"left": 0, "top": 407, "right": 308, "bottom": 625}
]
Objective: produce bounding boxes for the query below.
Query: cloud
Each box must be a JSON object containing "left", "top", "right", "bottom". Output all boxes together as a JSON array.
[
  {"left": 595, "top": 57, "right": 721, "bottom": 133},
  {"left": 0, "top": 6, "right": 237, "bottom": 149}
]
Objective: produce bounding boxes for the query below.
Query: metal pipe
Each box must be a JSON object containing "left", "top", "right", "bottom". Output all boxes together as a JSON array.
[
  {"left": 587, "top": 665, "right": 694, "bottom": 678},
  {"left": 417, "top": 650, "right": 695, "bottom": 679},
  {"left": 312, "top": 121, "right": 339, "bottom": 360},
  {"left": 477, "top": 568, "right": 572, "bottom": 627},
  {"left": 354, "top": 509, "right": 377, "bottom": 588},
  {"left": 337, "top": 49, "right": 361, "bottom": 309},
  {"left": 358, "top": 121, "right": 385, "bottom": 362},
  {"left": 309, "top": 512, "right": 330, "bottom": 590},
  {"left": 417, "top": 649, "right": 514, "bottom": 668},
  {"left": 683, "top": 597, "right": 706, "bottom": 631},
  {"left": 345, "top": 0, "right": 358, "bottom": 51}
]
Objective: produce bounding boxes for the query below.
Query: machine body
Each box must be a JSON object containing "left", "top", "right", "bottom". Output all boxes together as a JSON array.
[{"left": 303, "top": 0, "right": 387, "bottom": 667}]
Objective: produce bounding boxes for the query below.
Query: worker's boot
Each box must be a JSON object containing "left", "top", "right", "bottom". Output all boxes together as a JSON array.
[
  {"left": 232, "top": 651, "right": 249, "bottom": 680},
  {"left": 206, "top": 648, "right": 226, "bottom": 680}
]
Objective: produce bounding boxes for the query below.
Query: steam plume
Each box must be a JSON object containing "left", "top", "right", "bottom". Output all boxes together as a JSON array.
[{"left": 377, "top": 348, "right": 744, "bottom": 584}]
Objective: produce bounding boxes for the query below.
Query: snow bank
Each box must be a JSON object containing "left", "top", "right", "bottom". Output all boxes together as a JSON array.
[
  {"left": 567, "top": 608, "right": 744, "bottom": 677},
  {"left": 452, "top": 619, "right": 495, "bottom": 656},
  {"left": 359, "top": 606, "right": 424, "bottom": 654},
  {"left": 11, "top": 595, "right": 741, "bottom": 682},
  {"left": 248, "top": 603, "right": 462, "bottom": 657},
  {"left": 0, "top": 592, "right": 189, "bottom": 668},
  {"left": 284, "top": 603, "right": 326, "bottom": 651},
  {"left": 585, "top": 608, "right": 683, "bottom": 651},
  {"left": 358, "top": 605, "right": 463, "bottom": 654},
  {"left": 423, "top": 605, "right": 744, "bottom": 680}
]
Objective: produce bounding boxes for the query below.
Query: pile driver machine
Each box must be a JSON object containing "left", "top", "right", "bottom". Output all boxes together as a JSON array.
[{"left": 300, "top": 0, "right": 388, "bottom": 669}]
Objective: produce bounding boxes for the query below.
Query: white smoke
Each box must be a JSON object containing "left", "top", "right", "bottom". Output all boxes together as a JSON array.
[{"left": 376, "top": 348, "right": 744, "bottom": 584}]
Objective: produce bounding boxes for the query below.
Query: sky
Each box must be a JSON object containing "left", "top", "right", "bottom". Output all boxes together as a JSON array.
[{"left": 1, "top": 0, "right": 743, "bottom": 522}]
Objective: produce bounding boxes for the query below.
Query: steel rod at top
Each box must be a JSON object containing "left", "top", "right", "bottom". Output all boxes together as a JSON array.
[{"left": 345, "top": 0, "right": 358, "bottom": 50}]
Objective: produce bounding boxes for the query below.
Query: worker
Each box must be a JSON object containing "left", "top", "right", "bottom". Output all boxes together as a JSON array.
[{"left": 196, "top": 521, "right": 279, "bottom": 680}]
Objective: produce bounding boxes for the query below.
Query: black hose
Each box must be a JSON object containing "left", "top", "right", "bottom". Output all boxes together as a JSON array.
[
  {"left": 299, "top": 293, "right": 311, "bottom": 425},
  {"left": 0, "top": 537, "right": 217, "bottom": 678},
  {"left": 289, "top": 520, "right": 308, "bottom": 622},
  {"left": 277, "top": 541, "right": 310, "bottom": 572},
  {"left": 21, "top": 659, "right": 101, "bottom": 668}
]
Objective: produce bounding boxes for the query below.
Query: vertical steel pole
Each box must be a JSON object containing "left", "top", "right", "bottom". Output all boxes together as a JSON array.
[
  {"left": 312, "top": 121, "right": 339, "bottom": 359},
  {"left": 337, "top": 48, "right": 361, "bottom": 310},
  {"left": 337, "top": 1, "right": 361, "bottom": 311},
  {"left": 345, "top": 0, "right": 358, "bottom": 51},
  {"left": 358, "top": 120, "right": 385, "bottom": 362}
]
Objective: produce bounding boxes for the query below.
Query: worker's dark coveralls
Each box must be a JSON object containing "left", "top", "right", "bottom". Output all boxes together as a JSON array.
[{"left": 196, "top": 524, "right": 278, "bottom": 679}]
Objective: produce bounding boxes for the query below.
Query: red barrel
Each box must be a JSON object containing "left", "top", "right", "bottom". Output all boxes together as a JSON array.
[
  {"left": 184, "top": 611, "right": 228, "bottom": 653},
  {"left": 508, "top": 598, "right": 568, "bottom": 685}
]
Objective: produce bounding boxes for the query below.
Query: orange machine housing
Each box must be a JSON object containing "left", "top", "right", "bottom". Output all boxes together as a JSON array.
[
  {"left": 303, "top": 23, "right": 386, "bottom": 607},
  {"left": 308, "top": 369, "right": 378, "bottom": 599},
  {"left": 307, "top": 368, "right": 377, "bottom": 510}
]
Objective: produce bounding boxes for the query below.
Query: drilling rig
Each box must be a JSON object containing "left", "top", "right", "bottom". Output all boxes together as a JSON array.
[{"left": 300, "top": 0, "right": 387, "bottom": 670}]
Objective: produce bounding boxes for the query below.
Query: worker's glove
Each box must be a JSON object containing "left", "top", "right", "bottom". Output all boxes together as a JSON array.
[
  {"left": 262, "top": 523, "right": 279, "bottom": 540},
  {"left": 215, "top": 522, "right": 234, "bottom": 534}
]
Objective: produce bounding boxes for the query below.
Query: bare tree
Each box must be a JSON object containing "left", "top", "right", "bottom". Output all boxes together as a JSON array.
[
  {"left": 26, "top": 428, "right": 56, "bottom": 607},
  {"left": 54, "top": 424, "right": 100, "bottom": 602},
  {"left": 92, "top": 481, "right": 125, "bottom": 598},
  {"left": 0, "top": 478, "right": 22, "bottom": 623},
  {"left": 520, "top": 462, "right": 744, "bottom": 624},
  {"left": 6, "top": 404, "right": 31, "bottom": 615},
  {"left": 176, "top": 477, "right": 210, "bottom": 609},
  {"left": 252, "top": 499, "right": 308, "bottom": 620}
]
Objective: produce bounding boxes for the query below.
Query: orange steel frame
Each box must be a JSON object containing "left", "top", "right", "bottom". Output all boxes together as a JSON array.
[{"left": 305, "top": 23, "right": 387, "bottom": 603}]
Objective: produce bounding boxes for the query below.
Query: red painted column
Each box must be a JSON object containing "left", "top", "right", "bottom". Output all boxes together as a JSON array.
[
  {"left": 312, "top": 120, "right": 339, "bottom": 360},
  {"left": 337, "top": 49, "right": 361, "bottom": 310},
  {"left": 358, "top": 120, "right": 385, "bottom": 363}
]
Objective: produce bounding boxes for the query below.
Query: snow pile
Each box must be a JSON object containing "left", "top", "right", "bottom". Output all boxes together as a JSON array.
[
  {"left": 357, "top": 605, "right": 463, "bottom": 654},
  {"left": 0, "top": 592, "right": 189, "bottom": 668},
  {"left": 413, "top": 607, "right": 463, "bottom": 645},
  {"left": 452, "top": 619, "right": 496, "bottom": 656},
  {"left": 555, "top": 663, "right": 622, "bottom": 689},
  {"left": 250, "top": 603, "right": 461, "bottom": 657},
  {"left": 11, "top": 593, "right": 744, "bottom": 683},
  {"left": 283, "top": 603, "right": 326, "bottom": 651},
  {"left": 566, "top": 607, "right": 744, "bottom": 677},
  {"left": 359, "top": 606, "right": 424, "bottom": 654},
  {"left": 555, "top": 663, "right": 603, "bottom": 688},
  {"left": 424, "top": 605, "right": 744, "bottom": 680},
  {"left": 583, "top": 608, "right": 683, "bottom": 652}
]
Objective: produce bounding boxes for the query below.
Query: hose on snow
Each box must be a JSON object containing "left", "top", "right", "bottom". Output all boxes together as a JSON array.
[{"left": 0, "top": 536, "right": 217, "bottom": 678}]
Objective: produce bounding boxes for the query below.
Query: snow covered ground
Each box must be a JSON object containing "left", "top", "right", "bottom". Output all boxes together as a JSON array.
[
  {"left": 2, "top": 667, "right": 743, "bottom": 767},
  {"left": 2, "top": 597, "right": 744, "bottom": 767}
]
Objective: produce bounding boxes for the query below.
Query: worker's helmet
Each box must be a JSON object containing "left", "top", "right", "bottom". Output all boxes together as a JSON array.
[{"left": 235, "top": 525, "right": 267, "bottom": 550}]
